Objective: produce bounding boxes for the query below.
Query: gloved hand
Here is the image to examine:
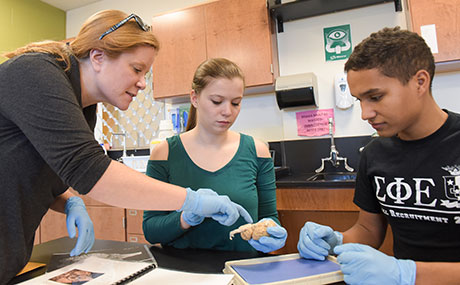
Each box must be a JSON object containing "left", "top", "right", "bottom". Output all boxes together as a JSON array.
[
  {"left": 248, "top": 218, "right": 287, "bottom": 253},
  {"left": 182, "top": 189, "right": 218, "bottom": 226},
  {"left": 335, "top": 243, "right": 416, "bottom": 285},
  {"left": 179, "top": 188, "right": 253, "bottom": 226},
  {"left": 297, "top": 221, "right": 343, "bottom": 260},
  {"left": 65, "top": 196, "right": 95, "bottom": 256}
]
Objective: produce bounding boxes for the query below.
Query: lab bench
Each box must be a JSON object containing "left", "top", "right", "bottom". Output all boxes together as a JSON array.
[
  {"left": 13, "top": 237, "right": 268, "bottom": 283},
  {"left": 17, "top": 238, "right": 348, "bottom": 284},
  {"left": 274, "top": 185, "right": 394, "bottom": 256}
]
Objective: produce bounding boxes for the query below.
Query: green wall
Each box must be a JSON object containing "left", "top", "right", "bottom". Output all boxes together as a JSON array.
[{"left": 0, "top": 0, "right": 65, "bottom": 62}]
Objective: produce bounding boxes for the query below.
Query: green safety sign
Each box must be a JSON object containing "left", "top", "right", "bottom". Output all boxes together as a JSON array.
[{"left": 323, "top": 24, "right": 352, "bottom": 62}]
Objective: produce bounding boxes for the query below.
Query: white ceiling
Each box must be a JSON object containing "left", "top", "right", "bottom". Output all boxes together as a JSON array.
[{"left": 40, "top": 0, "right": 102, "bottom": 11}]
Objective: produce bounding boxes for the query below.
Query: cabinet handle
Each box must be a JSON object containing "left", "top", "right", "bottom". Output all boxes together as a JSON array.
[
  {"left": 122, "top": 217, "right": 126, "bottom": 229},
  {"left": 129, "top": 210, "right": 138, "bottom": 216}
]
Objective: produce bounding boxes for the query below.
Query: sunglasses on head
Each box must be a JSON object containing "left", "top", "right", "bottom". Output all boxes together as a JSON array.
[{"left": 99, "top": 13, "right": 151, "bottom": 40}]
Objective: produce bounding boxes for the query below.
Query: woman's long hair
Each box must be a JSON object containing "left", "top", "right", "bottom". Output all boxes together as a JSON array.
[
  {"left": 186, "top": 58, "right": 245, "bottom": 131},
  {"left": 4, "top": 10, "right": 160, "bottom": 71}
]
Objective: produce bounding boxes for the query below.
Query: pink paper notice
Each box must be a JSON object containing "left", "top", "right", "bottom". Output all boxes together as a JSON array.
[{"left": 296, "top": 109, "right": 334, "bottom": 137}]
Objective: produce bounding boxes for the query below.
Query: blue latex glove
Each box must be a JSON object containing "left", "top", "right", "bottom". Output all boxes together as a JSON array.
[
  {"left": 248, "top": 218, "right": 287, "bottom": 253},
  {"left": 335, "top": 243, "right": 416, "bottom": 285},
  {"left": 182, "top": 189, "right": 218, "bottom": 226},
  {"left": 297, "top": 221, "right": 343, "bottom": 260},
  {"left": 179, "top": 188, "right": 253, "bottom": 226},
  {"left": 65, "top": 196, "right": 95, "bottom": 256}
]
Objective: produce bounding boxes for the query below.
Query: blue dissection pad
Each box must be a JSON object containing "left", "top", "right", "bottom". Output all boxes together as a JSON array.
[{"left": 231, "top": 257, "right": 341, "bottom": 284}]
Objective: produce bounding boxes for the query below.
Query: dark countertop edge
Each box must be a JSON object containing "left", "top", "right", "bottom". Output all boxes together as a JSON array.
[
  {"left": 275, "top": 166, "right": 290, "bottom": 180},
  {"left": 276, "top": 181, "right": 355, "bottom": 188},
  {"left": 275, "top": 172, "right": 355, "bottom": 188}
]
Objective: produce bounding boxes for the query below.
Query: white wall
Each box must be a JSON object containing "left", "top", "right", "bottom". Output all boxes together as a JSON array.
[
  {"left": 66, "top": 0, "right": 209, "bottom": 37},
  {"left": 66, "top": 1, "right": 460, "bottom": 143},
  {"left": 276, "top": 2, "right": 405, "bottom": 140},
  {"left": 432, "top": 71, "right": 460, "bottom": 113}
]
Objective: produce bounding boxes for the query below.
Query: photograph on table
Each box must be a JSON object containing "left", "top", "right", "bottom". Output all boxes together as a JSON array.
[{"left": 49, "top": 268, "right": 103, "bottom": 284}]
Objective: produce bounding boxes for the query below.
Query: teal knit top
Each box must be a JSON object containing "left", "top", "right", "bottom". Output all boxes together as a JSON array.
[{"left": 142, "top": 133, "right": 279, "bottom": 252}]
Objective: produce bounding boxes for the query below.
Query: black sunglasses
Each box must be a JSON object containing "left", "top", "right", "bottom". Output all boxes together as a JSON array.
[{"left": 99, "top": 13, "right": 151, "bottom": 40}]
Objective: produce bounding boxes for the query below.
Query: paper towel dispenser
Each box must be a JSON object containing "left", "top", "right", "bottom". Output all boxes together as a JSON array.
[{"left": 275, "top": 72, "right": 318, "bottom": 110}]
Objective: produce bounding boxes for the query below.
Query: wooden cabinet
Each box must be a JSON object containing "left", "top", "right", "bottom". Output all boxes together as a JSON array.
[
  {"left": 408, "top": 0, "right": 460, "bottom": 69},
  {"left": 276, "top": 188, "right": 394, "bottom": 256},
  {"left": 40, "top": 210, "right": 68, "bottom": 243},
  {"left": 152, "top": 0, "right": 278, "bottom": 99},
  {"left": 34, "top": 228, "right": 40, "bottom": 245},
  {"left": 75, "top": 194, "right": 126, "bottom": 242},
  {"left": 39, "top": 194, "right": 126, "bottom": 244},
  {"left": 151, "top": 6, "right": 207, "bottom": 99},
  {"left": 205, "top": 0, "right": 278, "bottom": 88},
  {"left": 38, "top": 198, "right": 151, "bottom": 246},
  {"left": 126, "top": 209, "right": 149, "bottom": 244}
]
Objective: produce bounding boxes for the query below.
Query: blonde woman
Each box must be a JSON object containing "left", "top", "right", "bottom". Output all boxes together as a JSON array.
[
  {"left": 143, "top": 58, "right": 287, "bottom": 253},
  {"left": 0, "top": 11, "right": 250, "bottom": 282}
]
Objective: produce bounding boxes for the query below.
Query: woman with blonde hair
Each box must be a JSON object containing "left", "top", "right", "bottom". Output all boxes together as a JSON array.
[
  {"left": 0, "top": 10, "right": 250, "bottom": 283},
  {"left": 143, "top": 58, "right": 287, "bottom": 253}
]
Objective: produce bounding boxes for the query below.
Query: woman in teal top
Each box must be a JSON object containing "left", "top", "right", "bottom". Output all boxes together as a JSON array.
[{"left": 143, "top": 58, "right": 287, "bottom": 252}]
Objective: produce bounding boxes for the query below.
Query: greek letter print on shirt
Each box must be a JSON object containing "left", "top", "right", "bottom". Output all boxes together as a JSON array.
[
  {"left": 373, "top": 166, "right": 460, "bottom": 225},
  {"left": 441, "top": 165, "right": 460, "bottom": 206}
]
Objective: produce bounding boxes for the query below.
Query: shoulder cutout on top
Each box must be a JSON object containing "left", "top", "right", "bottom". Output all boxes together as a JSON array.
[
  {"left": 149, "top": 140, "right": 169, "bottom": 160},
  {"left": 253, "top": 138, "right": 271, "bottom": 158}
]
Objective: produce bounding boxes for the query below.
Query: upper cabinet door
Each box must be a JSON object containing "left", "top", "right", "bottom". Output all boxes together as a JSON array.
[
  {"left": 152, "top": 6, "right": 207, "bottom": 99},
  {"left": 408, "top": 0, "right": 460, "bottom": 63},
  {"left": 151, "top": 0, "right": 278, "bottom": 99},
  {"left": 205, "top": 0, "right": 276, "bottom": 87}
]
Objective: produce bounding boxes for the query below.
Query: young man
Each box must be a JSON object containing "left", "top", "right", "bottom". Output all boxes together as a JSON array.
[{"left": 297, "top": 27, "right": 460, "bottom": 284}]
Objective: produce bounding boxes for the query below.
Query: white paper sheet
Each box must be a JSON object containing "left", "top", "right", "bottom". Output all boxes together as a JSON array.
[
  {"left": 131, "top": 268, "right": 233, "bottom": 285},
  {"left": 420, "top": 24, "right": 439, "bottom": 54},
  {"left": 19, "top": 256, "right": 233, "bottom": 285}
]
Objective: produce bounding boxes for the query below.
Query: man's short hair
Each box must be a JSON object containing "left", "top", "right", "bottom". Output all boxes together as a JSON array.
[{"left": 344, "top": 27, "right": 435, "bottom": 88}]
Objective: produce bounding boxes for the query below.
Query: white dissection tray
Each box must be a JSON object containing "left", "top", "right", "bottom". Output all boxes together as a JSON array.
[{"left": 224, "top": 253, "right": 343, "bottom": 285}]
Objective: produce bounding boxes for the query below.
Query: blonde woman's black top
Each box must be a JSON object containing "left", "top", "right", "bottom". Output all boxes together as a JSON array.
[{"left": 0, "top": 53, "right": 111, "bottom": 283}]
